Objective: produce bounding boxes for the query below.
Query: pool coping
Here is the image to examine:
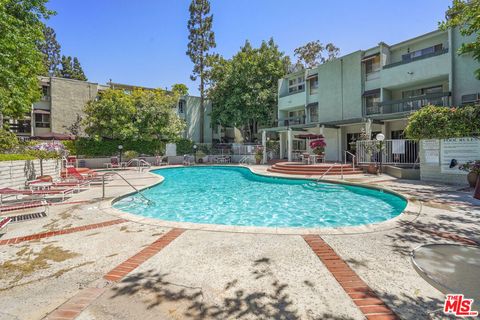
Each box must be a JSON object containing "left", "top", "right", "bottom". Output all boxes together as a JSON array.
[{"left": 98, "top": 165, "right": 421, "bottom": 235}]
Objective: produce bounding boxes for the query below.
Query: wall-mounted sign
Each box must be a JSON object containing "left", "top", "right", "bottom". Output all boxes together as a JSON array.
[
  {"left": 422, "top": 139, "right": 440, "bottom": 164},
  {"left": 440, "top": 137, "right": 480, "bottom": 174}
]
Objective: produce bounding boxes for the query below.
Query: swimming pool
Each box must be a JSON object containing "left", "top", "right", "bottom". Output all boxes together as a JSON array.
[{"left": 113, "top": 166, "right": 407, "bottom": 228}]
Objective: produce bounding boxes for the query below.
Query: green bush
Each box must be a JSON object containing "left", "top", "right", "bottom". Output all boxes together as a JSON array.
[
  {"left": 405, "top": 105, "right": 480, "bottom": 140},
  {"left": 0, "top": 154, "right": 35, "bottom": 161},
  {"left": 124, "top": 150, "right": 139, "bottom": 160},
  {"left": 62, "top": 138, "right": 166, "bottom": 156},
  {"left": 176, "top": 138, "right": 194, "bottom": 155},
  {"left": 0, "top": 129, "right": 19, "bottom": 152}
]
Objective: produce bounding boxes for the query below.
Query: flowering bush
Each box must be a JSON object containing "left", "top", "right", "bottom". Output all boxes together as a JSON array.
[
  {"left": 27, "top": 142, "right": 67, "bottom": 160},
  {"left": 459, "top": 160, "right": 480, "bottom": 175},
  {"left": 310, "top": 138, "right": 326, "bottom": 155}
]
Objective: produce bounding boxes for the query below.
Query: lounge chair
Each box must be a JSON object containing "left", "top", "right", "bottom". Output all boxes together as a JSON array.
[
  {"left": 0, "top": 187, "right": 74, "bottom": 203},
  {"left": 0, "top": 217, "right": 12, "bottom": 236},
  {"left": 155, "top": 156, "right": 168, "bottom": 166},
  {"left": 0, "top": 199, "right": 48, "bottom": 214},
  {"left": 105, "top": 156, "right": 121, "bottom": 169},
  {"left": 28, "top": 176, "right": 90, "bottom": 192}
]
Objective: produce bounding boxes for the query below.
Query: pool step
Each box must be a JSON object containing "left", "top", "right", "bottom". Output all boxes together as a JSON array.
[{"left": 267, "top": 162, "right": 363, "bottom": 176}]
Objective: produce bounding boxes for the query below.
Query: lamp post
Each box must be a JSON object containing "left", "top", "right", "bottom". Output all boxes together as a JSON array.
[
  {"left": 193, "top": 144, "right": 197, "bottom": 163},
  {"left": 375, "top": 133, "right": 385, "bottom": 174},
  {"left": 118, "top": 145, "right": 123, "bottom": 166}
]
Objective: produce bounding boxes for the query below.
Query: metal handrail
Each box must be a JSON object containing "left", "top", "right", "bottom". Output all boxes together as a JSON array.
[
  {"left": 126, "top": 158, "right": 151, "bottom": 171},
  {"left": 345, "top": 151, "right": 356, "bottom": 169},
  {"left": 101, "top": 171, "right": 152, "bottom": 204},
  {"left": 318, "top": 163, "right": 337, "bottom": 180}
]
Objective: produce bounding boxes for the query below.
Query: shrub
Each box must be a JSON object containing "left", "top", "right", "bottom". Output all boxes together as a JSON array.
[
  {"left": 124, "top": 150, "right": 139, "bottom": 160},
  {"left": 0, "top": 129, "right": 19, "bottom": 152},
  {"left": 176, "top": 138, "right": 194, "bottom": 155},
  {"left": 0, "top": 154, "right": 35, "bottom": 161},
  {"left": 405, "top": 105, "right": 480, "bottom": 139},
  {"left": 62, "top": 138, "right": 166, "bottom": 157}
]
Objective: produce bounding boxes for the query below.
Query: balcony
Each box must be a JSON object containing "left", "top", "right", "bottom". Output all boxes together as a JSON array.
[
  {"left": 366, "top": 92, "right": 451, "bottom": 116},
  {"left": 276, "top": 116, "right": 306, "bottom": 127},
  {"left": 383, "top": 48, "right": 449, "bottom": 69}
]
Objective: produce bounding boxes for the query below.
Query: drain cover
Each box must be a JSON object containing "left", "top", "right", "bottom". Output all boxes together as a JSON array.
[{"left": 9, "top": 211, "right": 47, "bottom": 222}]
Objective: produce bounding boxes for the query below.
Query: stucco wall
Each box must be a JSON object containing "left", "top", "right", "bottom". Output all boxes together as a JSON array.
[
  {"left": 49, "top": 78, "right": 103, "bottom": 135},
  {"left": 181, "top": 96, "right": 213, "bottom": 143},
  {"left": 0, "top": 159, "right": 60, "bottom": 189}
]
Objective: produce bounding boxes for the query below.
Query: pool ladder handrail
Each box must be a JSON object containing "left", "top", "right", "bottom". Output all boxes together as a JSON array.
[
  {"left": 239, "top": 155, "right": 252, "bottom": 166},
  {"left": 101, "top": 171, "right": 153, "bottom": 204},
  {"left": 317, "top": 162, "right": 343, "bottom": 181},
  {"left": 126, "top": 158, "right": 151, "bottom": 171}
]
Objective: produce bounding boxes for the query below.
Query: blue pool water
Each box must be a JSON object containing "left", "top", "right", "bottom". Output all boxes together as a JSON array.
[{"left": 113, "top": 166, "right": 407, "bottom": 228}]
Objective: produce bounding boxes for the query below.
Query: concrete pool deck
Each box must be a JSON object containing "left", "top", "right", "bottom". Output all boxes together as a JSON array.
[{"left": 0, "top": 165, "right": 479, "bottom": 319}]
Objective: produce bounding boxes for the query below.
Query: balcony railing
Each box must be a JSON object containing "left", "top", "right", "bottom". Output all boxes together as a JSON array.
[
  {"left": 279, "top": 87, "right": 305, "bottom": 98},
  {"left": 366, "top": 92, "right": 451, "bottom": 116},
  {"left": 383, "top": 48, "right": 449, "bottom": 69},
  {"left": 277, "top": 116, "right": 306, "bottom": 127}
]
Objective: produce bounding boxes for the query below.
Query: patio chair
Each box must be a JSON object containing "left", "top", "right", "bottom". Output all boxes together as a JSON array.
[
  {"left": 106, "top": 156, "right": 120, "bottom": 169},
  {"left": 183, "top": 155, "right": 193, "bottom": 166},
  {"left": 28, "top": 176, "right": 90, "bottom": 192},
  {"left": 0, "top": 217, "right": 12, "bottom": 236},
  {"left": 0, "top": 199, "right": 48, "bottom": 215},
  {"left": 301, "top": 153, "right": 310, "bottom": 165},
  {"left": 155, "top": 156, "right": 168, "bottom": 166},
  {"left": 0, "top": 187, "right": 74, "bottom": 203}
]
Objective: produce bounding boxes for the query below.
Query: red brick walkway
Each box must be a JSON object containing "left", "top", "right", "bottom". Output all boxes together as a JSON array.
[
  {"left": 43, "top": 228, "right": 185, "bottom": 320},
  {"left": 104, "top": 228, "right": 185, "bottom": 282},
  {"left": 303, "top": 235, "right": 399, "bottom": 320},
  {"left": 44, "top": 287, "right": 105, "bottom": 320},
  {"left": 0, "top": 219, "right": 127, "bottom": 245}
]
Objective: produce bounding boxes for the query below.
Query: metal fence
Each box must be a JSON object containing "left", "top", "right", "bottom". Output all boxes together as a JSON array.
[{"left": 356, "top": 139, "right": 419, "bottom": 165}]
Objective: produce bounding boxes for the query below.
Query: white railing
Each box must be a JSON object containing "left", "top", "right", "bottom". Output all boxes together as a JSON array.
[
  {"left": 344, "top": 151, "right": 356, "bottom": 169},
  {"left": 356, "top": 139, "right": 419, "bottom": 165}
]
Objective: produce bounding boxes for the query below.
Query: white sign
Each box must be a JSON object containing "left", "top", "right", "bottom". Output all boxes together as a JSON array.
[
  {"left": 440, "top": 137, "right": 480, "bottom": 174},
  {"left": 165, "top": 143, "right": 177, "bottom": 157},
  {"left": 422, "top": 139, "right": 440, "bottom": 164}
]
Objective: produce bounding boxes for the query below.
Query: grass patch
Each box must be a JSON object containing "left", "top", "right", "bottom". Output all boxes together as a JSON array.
[
  {"left": 0, "top": 245, "right": 80, "bottom": 283},
  {"left": 0, "top": 154, "right": 35, "bottom": 161}
]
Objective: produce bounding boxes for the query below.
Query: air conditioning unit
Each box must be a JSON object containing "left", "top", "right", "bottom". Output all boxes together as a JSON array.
[{"left": 461, "top": 93, "right": 480, "bottom": 106}]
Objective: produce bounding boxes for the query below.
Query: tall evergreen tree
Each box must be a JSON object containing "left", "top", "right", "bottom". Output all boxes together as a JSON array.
[
  {"left": 38, "top": 26, "right": 61, "bottom": 76},
  {"left": 186, "top": 0, "right": 216, "bottom": 143},
  {"left": 56, "top": 55, "right": 87, "bottom": 80},
  {"left": 72, "top": 57, "right": 87, "bottom": 81}
]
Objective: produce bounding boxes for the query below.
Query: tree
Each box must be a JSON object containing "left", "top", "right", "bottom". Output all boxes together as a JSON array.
[
  {"left": 72, "top": 57, "right": 87, "bottom": 81},
  {"left": 132, "top": 89, "right": 185, "bottom": 141},
  {"left": 38, "top": 26, "right": 61, "bottom": 76},
  {"left": 83, "top": 89, "right": 137, "bottom": 140},
  {"left": 56, "top": 55, "right": 87, "bottom": 80},
  {"left": 83, "top": 88, "right": 185, "bottom": 142},
  {"left": 187, "top": 0, "right": 216, "bottom": 143},
  {"left": 440, "top": 0, "right": 480, "bottom": 79},
  {"left": 208, "top": 39, "right": 290, "bottom": 141},
  {"left": 294, "top": 40, "right": 340, "bottom": 68},
  {"left": 171, "top": 83, "right": 189, "bottom": 96},
  {"left": 0, "top": 0, "right": 53, "bottom": 127}
]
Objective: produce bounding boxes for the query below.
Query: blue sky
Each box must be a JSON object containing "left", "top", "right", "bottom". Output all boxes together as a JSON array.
[{"left": 46, "top": 0, "right": 452, "bottom": 95}]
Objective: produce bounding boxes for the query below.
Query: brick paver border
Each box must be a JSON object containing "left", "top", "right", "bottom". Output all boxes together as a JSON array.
[
  {"left": 104, "top": 228, "right": 185, "bottom": 282},
  {"left": 303, "top": 235, "right": 399, "bottom": 320},
  {"left": 0, "top": 219, "right": 127, "bottom": 245},
  {"left": 44, "top": 287, "right": 105, "bottom": 320}
]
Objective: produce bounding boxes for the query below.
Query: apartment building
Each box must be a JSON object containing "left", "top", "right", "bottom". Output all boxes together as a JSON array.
[
  {"left": 9, "top": 77, "right": 221, "bottom": 144},
  {"left": 8, "top": 76, "right": 109, "bottom": 139},
  {"left": 263, "top": 28, "right": 480, "bottom": 162}
]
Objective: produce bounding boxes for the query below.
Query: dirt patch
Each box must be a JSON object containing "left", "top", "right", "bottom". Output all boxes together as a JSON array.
[{"left": 0, "top": 245, "right": 80, "bottom": 284}]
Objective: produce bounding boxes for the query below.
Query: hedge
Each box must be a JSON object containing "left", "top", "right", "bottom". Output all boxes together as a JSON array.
[
  {"left": 405, "top": 105, "right": 480, "bottom": 140},
  {"left": 63, "top": 138, "right": 167, "bottom": 157},
  {"left": 0, "top": 154, "right": 35, "bottom": 161}
]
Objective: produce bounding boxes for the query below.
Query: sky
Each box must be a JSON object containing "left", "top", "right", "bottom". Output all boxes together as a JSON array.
[{"left": 46, "top": 0, "right": 453, "bottom": 95}]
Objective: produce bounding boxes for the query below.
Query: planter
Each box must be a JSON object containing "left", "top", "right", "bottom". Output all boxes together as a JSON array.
[
  {"left": 255, "top": 158, "right": 261, "bottom": 165},
  {"left": 467, "top": 172, "right": 478, "bottom": 188},
  {"left": 367, "top": 164, "right": 378, "bottom": 174}
]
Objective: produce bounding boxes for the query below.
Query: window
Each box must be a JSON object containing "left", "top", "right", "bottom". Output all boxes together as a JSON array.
[
  {"left": 309, "top": 76, "right": 318, "bottom": 95},
  {"left": 288, "top": 76, "right": 305, "bottom": 94},
  {"left": 364, "top": 93, "right": 380, "bottom": 115},
  {"left": 41, "top": 85, "right": 50, "bottom": 101},
  {"left": 364, "top": 55, "right": 380, "bottom": 74},
  {"left": 178, "top": 100, "right": 185, "bottom": 113},
  {"left": 308, "top": 104, "right": 318, "bottom": 122},
  {"left": 35, "top": 114, "right": 50, "bottom": 128},
  {"left": 402, "top": 44, "right": 443, "bottom": 61},
  {"left": 391, "top": 130, "right": 404, "bottom": 140},
  {"left": 402, "top": 85, "right": 443, "bottom": 98}
]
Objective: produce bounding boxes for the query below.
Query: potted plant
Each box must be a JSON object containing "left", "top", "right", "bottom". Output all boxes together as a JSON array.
[
  {"left": 254, "top": 147, "right": 263, "bottom": 164},
  {"left": 310, "top": 138, "right": 326, "bottom": 162},
  {"left": 363, "top": 140, "right": 382, "bottom": 174},
  {"left": 459, "top": 160, "right": 480, "bottom": 188},
  {"left": 196, "top": 151, "right": 206, "bottom": 164}
]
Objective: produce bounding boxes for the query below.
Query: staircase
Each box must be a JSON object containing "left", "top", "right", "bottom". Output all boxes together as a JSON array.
[{"left": 267, "top": 162, "right": 364, "bottom": 176}]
